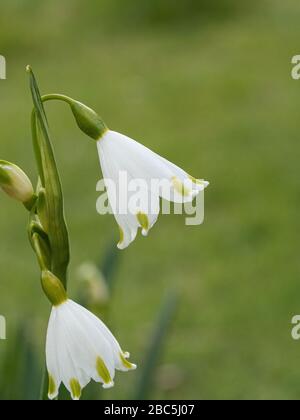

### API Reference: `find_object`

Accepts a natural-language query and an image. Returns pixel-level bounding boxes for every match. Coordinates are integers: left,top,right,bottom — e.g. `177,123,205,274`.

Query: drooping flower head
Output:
97,130,209,249
42,270,136,400
69,100,209,249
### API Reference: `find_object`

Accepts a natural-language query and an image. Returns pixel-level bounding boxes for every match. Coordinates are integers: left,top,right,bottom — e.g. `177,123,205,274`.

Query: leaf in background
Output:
134,290,179,400
100,238,121,292
27,67,70,287
0,321,40,400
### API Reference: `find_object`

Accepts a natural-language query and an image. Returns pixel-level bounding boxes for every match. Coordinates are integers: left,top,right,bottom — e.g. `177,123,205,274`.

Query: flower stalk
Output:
27,66,70,287
41,94,108,140
25,67,138,400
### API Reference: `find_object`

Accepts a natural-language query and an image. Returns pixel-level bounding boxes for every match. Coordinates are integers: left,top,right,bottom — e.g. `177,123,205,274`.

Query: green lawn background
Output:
0,0,300,399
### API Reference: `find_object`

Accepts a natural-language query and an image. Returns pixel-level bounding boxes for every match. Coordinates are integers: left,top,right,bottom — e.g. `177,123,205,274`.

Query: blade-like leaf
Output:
27,67,70,287
0,321,40,400
100,238,121,292
134,290,179,400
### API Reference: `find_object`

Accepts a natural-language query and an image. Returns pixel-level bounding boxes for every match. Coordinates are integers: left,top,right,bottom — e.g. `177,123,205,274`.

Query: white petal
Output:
46,308,61,399
45,300,136,400
98,133,162,246
100,131,207,204
68,301,136,372
53,306,86,399
97,130,209,250
66,301,115,387
98,139,139,249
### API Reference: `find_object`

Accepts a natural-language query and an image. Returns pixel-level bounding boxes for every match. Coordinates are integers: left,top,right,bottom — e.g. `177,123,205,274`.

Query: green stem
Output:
41,94,74,105
32,233,47,271
39,365,49,401
28,68,70,287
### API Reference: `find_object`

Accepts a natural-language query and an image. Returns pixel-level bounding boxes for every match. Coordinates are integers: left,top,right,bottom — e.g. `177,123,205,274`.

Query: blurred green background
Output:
0,0,300,400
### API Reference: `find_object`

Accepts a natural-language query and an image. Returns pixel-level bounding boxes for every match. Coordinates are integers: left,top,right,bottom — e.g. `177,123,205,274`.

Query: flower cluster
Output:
0,68,208,400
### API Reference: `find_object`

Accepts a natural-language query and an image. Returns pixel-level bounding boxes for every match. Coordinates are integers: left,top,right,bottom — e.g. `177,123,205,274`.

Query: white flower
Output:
46,299,136,400
97,130,209,249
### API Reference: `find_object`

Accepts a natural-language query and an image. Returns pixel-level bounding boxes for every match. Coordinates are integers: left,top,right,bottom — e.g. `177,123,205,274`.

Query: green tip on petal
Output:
118,225,124,247
171,176,192,197
48,374,57,400
120,352,137,370
70,378,82,400
188,175,200,184
136,211,149,235
188,175,209,187
96,356,112,386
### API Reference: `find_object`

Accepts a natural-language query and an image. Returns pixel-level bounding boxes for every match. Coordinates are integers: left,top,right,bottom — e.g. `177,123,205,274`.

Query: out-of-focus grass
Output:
0,0,300,399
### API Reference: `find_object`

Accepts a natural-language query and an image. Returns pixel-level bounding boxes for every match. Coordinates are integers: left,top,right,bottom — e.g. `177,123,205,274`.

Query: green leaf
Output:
101,239,121,292
134,290,179,400
37,187,49,233
0,321,40,400
27,67,70,287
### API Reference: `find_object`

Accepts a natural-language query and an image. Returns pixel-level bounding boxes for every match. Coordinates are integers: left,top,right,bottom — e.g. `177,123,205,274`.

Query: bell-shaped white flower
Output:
97,130,209,249
50,97,209,248
46,298,136,400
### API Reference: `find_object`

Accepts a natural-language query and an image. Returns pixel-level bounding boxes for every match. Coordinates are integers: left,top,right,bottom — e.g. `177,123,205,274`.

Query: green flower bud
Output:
41,270,67,306
69,100,108,140
0,160,35,207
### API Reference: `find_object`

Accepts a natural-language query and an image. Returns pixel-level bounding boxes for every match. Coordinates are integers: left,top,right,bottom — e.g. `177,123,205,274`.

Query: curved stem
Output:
41,94,74,106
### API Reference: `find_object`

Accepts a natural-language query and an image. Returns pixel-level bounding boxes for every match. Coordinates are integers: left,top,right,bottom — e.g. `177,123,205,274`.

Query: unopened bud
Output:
0,160,34,207
69,100,108,140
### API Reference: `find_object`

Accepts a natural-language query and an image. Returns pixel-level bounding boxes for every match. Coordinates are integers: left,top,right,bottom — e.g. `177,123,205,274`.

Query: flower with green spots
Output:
96,130,209,249
44,272,136,400
39,95,209,249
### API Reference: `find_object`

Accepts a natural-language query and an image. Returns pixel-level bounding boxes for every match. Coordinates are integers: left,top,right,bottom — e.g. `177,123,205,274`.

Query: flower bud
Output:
69,100,108,140
0,160,34,206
